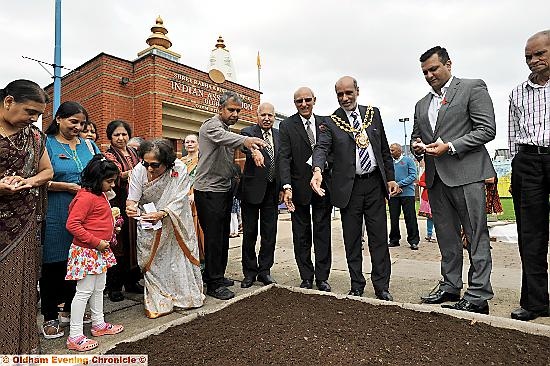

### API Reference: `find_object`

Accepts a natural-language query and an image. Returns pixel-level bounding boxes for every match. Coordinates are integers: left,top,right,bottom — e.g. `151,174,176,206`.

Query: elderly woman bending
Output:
126,138,204,318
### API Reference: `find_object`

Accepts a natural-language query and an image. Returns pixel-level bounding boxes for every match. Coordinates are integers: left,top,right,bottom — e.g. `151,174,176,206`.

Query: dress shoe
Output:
421,289,460,304
388,242,400,247
441,298,489,315
511,307,550,321
257,274,276,285
316,280,331,292
240,277,255,288
410,243,419,250
124,282,144,294
348,288,364,297
300,279,313,289
206,286,235,300
376,290,393,301
222,277,235,287
108,290,124,302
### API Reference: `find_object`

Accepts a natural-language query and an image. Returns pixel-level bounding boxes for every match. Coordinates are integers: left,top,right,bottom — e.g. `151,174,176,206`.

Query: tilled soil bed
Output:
110,287,550,365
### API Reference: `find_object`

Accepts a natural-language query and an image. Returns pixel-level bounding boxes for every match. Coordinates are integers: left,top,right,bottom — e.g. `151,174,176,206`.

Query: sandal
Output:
91,322,124,337
66,335,98,352
42,319,64,339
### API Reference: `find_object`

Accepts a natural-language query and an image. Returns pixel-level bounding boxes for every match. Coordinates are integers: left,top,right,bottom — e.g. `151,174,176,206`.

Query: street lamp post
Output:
398,117,409,155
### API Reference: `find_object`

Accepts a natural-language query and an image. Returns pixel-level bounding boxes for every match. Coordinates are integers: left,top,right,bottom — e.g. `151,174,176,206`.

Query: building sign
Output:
170,72,254,113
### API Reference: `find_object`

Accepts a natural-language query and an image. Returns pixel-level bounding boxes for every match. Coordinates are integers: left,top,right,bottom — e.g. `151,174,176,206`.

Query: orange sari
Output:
181,155,204,263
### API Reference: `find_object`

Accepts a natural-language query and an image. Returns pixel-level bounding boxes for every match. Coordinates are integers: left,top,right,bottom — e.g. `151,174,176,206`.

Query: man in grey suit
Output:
412,46,496,314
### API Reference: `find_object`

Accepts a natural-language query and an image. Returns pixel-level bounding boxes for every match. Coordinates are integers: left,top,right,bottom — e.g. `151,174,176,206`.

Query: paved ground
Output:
40,213,550,354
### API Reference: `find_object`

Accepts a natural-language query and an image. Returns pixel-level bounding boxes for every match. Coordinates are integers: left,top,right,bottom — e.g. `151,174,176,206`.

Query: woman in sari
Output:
180,134,204,266
104,120,142,302
0,79,52,353
126,139,204,318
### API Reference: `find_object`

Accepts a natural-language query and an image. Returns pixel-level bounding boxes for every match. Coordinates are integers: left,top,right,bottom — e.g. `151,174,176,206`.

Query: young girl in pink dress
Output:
65,155,124,351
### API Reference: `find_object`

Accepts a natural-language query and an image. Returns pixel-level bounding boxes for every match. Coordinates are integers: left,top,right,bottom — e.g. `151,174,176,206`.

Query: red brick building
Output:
43,17,260,155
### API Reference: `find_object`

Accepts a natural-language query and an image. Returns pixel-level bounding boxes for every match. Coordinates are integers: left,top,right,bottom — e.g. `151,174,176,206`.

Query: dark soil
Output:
109,287,550,365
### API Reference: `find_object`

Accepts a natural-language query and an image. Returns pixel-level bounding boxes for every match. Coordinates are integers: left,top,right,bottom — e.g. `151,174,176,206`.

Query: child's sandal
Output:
91,322,124,337
66,335,98,352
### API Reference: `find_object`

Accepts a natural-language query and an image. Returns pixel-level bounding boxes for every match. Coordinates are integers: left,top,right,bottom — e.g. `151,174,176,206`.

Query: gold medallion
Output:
356,132,370,148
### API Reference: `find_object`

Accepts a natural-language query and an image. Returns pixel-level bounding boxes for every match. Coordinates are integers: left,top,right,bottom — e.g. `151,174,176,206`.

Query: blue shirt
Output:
393,155,417,197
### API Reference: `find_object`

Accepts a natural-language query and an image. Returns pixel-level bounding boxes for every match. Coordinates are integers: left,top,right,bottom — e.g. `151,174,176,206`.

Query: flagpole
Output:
257,51,261,91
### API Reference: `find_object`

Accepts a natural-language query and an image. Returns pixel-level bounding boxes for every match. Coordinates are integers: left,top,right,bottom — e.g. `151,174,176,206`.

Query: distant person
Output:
127,136,144,150
412,46,496,314
126,139,204,317
80,120,99,142
0,79,52,353
508,29,550,321
418,165,435,242
65,155,124,351
103,120,142,302
311,76,398,300
387,143,420,250
193,91,266,300
239,102,280,288
180,134,204,267
279,87,333,292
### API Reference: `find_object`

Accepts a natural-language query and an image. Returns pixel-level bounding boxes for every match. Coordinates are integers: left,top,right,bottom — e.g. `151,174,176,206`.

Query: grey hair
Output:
219,91,242,107
128,136,145,146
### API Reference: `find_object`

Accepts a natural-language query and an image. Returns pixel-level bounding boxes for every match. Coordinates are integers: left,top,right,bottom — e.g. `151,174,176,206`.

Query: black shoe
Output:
511,307,550,321
388,242,400,247
300,279,313,289
421,289,460,304
257,274,276,285
410,243,419,250
124,282,144,294
222,277,235,287
376,290,393,301
108,290,124,302
241,277,255,288
206,286,235,300
316,280,331,292
441,298,489,315
348,288,364,297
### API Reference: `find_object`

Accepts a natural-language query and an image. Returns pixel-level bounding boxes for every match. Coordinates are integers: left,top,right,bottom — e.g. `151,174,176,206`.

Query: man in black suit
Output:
311,76,398,300
239,102,280,288
279,87,333,292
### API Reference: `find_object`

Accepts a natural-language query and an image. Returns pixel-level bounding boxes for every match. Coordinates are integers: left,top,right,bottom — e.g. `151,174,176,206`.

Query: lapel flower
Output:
441,97,448,106
319,124,326,133
58,153,69,159
171,170,179,178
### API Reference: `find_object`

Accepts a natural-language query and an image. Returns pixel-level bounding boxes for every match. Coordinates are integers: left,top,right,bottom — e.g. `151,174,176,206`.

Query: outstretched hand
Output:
310,171,325,197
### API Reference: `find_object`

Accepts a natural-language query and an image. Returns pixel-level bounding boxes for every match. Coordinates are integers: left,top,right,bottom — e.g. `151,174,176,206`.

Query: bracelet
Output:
47,181,53,189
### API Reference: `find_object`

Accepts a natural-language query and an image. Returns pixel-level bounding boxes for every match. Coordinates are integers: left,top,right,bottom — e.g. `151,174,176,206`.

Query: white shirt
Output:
508,76,550,156
300,114,317,144
345,106,377,174
428,76,454,132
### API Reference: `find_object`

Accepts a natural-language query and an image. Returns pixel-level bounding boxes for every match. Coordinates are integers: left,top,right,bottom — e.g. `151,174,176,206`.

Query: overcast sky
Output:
2,0,549,153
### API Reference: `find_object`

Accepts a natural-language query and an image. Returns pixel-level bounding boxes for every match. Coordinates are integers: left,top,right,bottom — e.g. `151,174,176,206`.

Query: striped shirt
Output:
508,76,550,156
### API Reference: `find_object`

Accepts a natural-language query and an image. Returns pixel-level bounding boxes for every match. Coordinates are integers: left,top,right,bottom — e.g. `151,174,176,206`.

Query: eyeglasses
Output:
142,161,162,169
294,98,313,104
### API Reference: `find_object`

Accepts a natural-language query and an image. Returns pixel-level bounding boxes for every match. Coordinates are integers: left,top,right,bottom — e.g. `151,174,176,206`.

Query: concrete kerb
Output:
105,283,549,353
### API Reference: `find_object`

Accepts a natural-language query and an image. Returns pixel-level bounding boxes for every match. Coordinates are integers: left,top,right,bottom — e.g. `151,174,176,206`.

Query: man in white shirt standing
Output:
508,30,550,321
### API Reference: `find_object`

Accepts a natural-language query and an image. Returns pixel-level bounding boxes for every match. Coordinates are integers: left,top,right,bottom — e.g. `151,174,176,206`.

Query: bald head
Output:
389,143,402,159
257,102,275,131
335,76,360,111
525,29,550,83
293,87,316,119
528,29,550,43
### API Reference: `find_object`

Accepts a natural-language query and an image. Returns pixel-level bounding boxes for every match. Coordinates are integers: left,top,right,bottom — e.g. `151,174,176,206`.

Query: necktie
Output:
351,111,372,172
263,130,275,182
305,120,315,148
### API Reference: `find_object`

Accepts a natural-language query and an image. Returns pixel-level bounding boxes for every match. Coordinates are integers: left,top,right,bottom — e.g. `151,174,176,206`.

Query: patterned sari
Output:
128,159,204,318
0,125,46,354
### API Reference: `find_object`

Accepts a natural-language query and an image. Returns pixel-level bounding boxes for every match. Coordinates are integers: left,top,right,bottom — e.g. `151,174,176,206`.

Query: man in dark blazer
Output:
311,76,398,300
279,87,333,292
239,102,280,288
412,46,496,314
